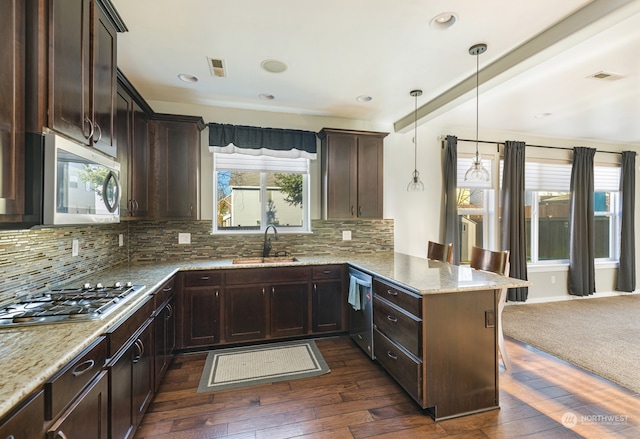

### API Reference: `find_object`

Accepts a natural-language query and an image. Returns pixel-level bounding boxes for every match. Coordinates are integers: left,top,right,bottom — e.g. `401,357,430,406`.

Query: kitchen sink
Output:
232,257,299,265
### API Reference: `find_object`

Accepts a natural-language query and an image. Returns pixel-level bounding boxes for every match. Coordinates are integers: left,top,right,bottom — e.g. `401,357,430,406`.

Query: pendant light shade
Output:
464,43,490,182
407,89,425,192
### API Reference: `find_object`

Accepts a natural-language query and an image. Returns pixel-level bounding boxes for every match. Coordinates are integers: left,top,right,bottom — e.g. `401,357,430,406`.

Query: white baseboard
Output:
507,290,640,305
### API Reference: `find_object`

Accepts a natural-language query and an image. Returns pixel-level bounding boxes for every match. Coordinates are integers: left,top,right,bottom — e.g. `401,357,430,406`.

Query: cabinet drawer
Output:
154,276,176,309
105,296,154,356
0,390,45,438
183,270,223,287
373,296,421,358
374,328,422,402
45,336,107,421
225,266,309,285
373,278,421,317
312,265,344,280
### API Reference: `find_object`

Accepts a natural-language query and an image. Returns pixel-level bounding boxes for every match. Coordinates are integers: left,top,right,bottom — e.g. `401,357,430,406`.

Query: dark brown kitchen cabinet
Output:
178,271,222,349
48,0,122,157
270,282,308,338
154,277,176,389
105,297,155,439
149,115,205,219
116,72,151,218
0,0,26,223
225,267,309,343
311,265,346,333
318,128,388,219
46,370,109,439
0,390,46,439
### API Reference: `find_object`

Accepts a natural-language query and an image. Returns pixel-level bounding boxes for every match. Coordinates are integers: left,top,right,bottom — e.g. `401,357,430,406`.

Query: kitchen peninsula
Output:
0,252,529,433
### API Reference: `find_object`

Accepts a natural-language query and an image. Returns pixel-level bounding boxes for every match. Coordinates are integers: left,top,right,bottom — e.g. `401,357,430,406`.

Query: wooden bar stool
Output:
470,246,511,370
427,241,453,264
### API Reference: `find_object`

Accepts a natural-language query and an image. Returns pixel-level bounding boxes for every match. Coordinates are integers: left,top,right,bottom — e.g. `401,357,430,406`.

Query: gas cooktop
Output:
0,282,145,327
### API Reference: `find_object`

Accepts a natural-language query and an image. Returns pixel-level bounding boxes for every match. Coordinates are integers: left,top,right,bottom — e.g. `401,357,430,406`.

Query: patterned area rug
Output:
197,340,330,393
503,294,640,393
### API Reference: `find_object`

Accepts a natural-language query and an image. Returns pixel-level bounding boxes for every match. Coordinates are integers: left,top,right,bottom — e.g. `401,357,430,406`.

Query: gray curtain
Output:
500,141,528,301
208,123,317,153
443,135,459,264
616,151,636,292
568,147,596,296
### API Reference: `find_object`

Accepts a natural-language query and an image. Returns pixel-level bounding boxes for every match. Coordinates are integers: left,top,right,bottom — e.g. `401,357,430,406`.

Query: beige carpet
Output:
503,294,640,393
197,340,330,393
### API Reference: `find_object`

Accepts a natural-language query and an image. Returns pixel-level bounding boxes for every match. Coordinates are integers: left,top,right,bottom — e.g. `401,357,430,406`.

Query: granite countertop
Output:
0,252,530,419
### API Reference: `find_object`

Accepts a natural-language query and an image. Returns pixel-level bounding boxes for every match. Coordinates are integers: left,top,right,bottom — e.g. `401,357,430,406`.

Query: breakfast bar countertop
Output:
0,252,530,419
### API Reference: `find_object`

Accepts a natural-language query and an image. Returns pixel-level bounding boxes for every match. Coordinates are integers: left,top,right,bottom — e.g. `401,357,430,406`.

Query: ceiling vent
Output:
208,57,227,78
588,71,626,81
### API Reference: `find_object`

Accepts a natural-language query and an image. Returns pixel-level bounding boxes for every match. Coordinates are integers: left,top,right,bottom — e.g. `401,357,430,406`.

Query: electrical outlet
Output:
72,239,79,256
118,234,124,247
551,275,556,284
178,233,191,244
342,230,352,241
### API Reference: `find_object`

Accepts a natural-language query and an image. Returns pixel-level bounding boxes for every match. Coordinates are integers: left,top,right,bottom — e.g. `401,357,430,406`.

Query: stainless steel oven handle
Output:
71,359,95,377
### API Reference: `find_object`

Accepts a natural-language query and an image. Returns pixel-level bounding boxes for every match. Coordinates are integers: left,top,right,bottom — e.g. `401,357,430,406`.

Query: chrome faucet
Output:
262,224,278,257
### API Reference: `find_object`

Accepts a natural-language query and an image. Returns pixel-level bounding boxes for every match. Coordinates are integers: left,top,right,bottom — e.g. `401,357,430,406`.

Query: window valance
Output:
208,123,317,159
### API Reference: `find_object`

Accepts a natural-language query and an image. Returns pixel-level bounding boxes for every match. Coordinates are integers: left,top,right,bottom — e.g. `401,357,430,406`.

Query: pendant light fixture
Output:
407,89,425,192
464,43,490,182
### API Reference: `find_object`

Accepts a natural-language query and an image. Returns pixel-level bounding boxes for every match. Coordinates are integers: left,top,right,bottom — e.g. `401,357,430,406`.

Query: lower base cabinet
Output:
0,391,45,438
46,370,109,439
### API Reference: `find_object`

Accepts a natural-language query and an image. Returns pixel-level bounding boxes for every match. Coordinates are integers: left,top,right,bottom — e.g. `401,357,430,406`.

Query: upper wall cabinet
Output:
318,128,388,219
48,0,123,157
149,115,205,219
0,0,26,223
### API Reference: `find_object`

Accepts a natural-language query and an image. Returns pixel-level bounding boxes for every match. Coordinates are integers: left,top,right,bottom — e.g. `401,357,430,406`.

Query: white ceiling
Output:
112,0,640,145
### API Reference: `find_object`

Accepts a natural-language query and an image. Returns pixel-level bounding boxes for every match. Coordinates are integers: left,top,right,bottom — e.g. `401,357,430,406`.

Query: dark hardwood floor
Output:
134,336,640,438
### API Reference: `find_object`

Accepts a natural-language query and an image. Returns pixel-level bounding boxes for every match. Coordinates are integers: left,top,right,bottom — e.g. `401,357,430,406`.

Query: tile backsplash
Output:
0,219,393,302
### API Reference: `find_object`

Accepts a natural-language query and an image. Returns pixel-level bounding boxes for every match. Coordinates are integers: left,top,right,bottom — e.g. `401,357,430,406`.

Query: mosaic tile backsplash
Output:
0,219,393,302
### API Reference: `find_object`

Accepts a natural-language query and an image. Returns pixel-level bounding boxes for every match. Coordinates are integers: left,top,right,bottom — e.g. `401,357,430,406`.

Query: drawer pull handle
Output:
71,359,95,377
387,351,398,360
163,286,172,292
322,270,331,274
200,276,210,280
387,315,398,323
387,289,398,296
357,334,363,340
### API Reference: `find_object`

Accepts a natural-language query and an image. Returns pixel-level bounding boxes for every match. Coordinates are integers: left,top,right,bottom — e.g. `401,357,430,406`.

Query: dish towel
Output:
348,275,361,311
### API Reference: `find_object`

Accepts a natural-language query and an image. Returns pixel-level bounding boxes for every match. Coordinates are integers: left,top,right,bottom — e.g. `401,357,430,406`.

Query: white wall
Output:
148,99,640,301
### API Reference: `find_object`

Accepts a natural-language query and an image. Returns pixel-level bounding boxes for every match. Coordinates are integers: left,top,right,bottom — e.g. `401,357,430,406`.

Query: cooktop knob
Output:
96,282,104,289
82,283,91,289
114,281,122,288
125,281,133,288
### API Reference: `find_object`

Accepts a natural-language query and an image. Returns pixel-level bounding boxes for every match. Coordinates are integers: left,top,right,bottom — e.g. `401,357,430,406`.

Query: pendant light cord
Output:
475,48,480,162
414,92,418,170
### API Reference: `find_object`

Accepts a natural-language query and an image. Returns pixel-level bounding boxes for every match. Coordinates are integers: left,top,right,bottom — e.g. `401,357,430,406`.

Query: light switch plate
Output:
118,234,124,247
72,239,79,256
178,233,191,244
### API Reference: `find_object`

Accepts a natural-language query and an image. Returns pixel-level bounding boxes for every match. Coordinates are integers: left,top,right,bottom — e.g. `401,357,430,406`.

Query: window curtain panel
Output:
616,151,636,292
443,135,460,264
568,147,596,296
208,123,317,159
500,141,528,301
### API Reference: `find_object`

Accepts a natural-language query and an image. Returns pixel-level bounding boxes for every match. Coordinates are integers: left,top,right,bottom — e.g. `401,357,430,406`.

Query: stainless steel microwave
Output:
43,133,121,225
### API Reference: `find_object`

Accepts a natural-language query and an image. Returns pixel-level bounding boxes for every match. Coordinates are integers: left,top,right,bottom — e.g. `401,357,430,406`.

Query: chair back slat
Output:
427,241,453,264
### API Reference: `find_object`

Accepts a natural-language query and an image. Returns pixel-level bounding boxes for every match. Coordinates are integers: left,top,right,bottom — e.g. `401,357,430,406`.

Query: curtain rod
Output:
449,137,625,155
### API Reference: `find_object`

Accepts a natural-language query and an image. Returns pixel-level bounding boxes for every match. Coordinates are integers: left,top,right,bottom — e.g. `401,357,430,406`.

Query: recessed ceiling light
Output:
356,95,373,103
178,73,198,83
430,12,458,29
259,93,275,100
535,112,552,118
261,59,288,74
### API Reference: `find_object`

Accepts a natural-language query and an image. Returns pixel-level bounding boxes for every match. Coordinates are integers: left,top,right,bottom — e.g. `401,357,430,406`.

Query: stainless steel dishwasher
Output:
348,267,374,359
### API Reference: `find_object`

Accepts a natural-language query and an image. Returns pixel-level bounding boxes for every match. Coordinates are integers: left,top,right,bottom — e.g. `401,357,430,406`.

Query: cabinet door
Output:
270,282,308,338
130,102,149,216
47,370,109,439
132,321,154,428
225,285,267,342
323,133,357,219
357,135,384,218
150,119,200,218
116,86,132,216
312,280,343,333
0,0,25,221
49,0,91,145
90,2,117,156
0,391,45,439
181,286,220,348
109,343,135,439
154,295,176,389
